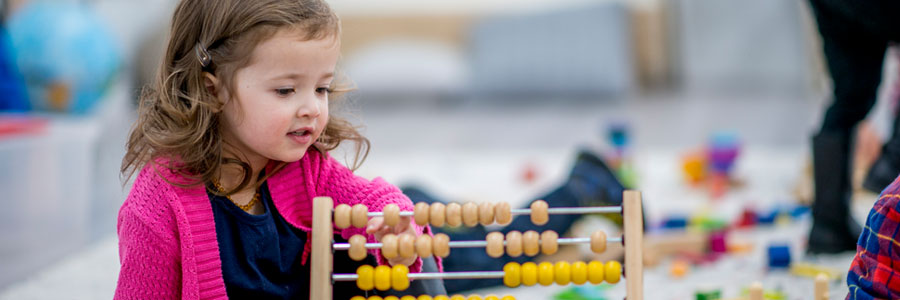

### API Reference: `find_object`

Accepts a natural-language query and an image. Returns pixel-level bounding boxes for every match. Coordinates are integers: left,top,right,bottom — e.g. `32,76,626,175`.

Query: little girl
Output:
115,0,437,298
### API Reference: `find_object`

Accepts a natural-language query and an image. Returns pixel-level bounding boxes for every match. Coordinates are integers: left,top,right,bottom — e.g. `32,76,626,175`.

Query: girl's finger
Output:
366,217,384,234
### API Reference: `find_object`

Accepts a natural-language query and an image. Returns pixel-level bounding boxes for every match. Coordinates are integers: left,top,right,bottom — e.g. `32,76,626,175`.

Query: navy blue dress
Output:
210,182,445,299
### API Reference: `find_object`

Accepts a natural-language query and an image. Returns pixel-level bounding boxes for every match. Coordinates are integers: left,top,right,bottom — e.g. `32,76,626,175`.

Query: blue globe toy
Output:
7,1,120,114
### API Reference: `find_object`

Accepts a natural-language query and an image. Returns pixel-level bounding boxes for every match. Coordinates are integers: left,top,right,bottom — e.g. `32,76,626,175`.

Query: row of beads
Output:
350,295,515,300
501,261,621,287
484,230,608,258
349,233,451,261
412,200,549,227
356,264,411,291
485,230,558,258
335,200,552,230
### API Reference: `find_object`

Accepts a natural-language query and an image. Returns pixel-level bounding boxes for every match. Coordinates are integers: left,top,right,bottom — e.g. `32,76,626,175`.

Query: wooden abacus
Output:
311,190,645,300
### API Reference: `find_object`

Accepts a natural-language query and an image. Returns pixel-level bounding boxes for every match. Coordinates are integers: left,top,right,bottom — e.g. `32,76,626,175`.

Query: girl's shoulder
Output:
124,159,199,213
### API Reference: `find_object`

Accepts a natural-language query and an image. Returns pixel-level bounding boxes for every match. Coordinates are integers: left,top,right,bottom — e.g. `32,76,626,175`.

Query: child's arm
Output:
848,190,900,299
114,202,181,300
315,152,436,271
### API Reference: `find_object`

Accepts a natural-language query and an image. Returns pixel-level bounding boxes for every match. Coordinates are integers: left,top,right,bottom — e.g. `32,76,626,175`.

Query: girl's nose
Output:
297,94,321,119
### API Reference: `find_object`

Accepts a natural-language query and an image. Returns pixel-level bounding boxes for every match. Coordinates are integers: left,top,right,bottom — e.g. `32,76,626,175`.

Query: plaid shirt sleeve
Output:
848,179,900,299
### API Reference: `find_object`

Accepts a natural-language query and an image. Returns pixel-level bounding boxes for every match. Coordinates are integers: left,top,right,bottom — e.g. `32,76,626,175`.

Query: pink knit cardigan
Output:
115,149,437,299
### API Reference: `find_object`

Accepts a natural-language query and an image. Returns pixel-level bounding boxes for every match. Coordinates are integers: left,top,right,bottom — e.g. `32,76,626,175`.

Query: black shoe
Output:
862,155,900,193
567,149,625,207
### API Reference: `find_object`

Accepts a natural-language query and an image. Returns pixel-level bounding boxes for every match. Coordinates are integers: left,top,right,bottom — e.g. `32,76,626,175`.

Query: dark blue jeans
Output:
402,185,592,293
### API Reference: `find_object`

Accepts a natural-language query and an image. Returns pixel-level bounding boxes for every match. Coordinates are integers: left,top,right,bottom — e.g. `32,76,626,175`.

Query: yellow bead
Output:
554,261,571,285
351,296,366,300
604,261,622,284
485,295,500,300
467,295,483,300
501,296,515,300
385,297,400,300
502,262,521,287
401,296,417,300
356,265,375,291
587,261,605,284
392,264,410,291
450,295,466,300
521,262,538,286
433,296,450,300
374,265,392,291
571,261,588,285
416,296,433,300
537,262,555,286
369,297,384,300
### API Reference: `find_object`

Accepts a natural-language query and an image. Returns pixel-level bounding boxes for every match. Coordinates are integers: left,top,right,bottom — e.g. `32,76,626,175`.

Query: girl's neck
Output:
217,155,269,193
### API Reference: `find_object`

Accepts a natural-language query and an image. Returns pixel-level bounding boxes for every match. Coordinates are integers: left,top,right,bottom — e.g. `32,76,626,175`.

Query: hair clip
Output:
195,43,212,68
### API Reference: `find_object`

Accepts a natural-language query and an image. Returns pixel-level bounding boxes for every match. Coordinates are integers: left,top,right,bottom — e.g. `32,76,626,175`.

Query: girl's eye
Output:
316,87,332,95
275,88,295,96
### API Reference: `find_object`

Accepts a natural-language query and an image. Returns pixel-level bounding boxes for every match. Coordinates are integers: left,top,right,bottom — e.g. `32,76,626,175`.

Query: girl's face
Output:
218,29,339,169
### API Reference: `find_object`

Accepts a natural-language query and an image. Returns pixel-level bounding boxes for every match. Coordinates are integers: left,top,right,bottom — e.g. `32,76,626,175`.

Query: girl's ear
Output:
203,72,224,103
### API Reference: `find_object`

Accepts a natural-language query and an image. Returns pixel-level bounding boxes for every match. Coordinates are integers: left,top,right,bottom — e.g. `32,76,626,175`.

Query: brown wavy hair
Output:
121,0,369,194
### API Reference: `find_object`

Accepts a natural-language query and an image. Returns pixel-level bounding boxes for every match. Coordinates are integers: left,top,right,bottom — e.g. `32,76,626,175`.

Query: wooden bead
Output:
478,202,495,225
505,231,523,257
383,204,400,227
521,262,538,286
369,297,384,300
467,295,482,300
494,202,512,225
335,204,352,229
540,230,559,255
401,297,417,300
351,204,369,228
429,202,446,227
414,202,430,226
356,265,375,290
432,296,448,300
398,233,416,258
503,262,521,287
485,232,505,258
417,296,434,300
381,234,399,259
537,262,555,286
374,265,392,291
449,295,466,300
433,233,451,258
571,261,588,285
501,296,515,300
351,296,366,300
604,261,621,284
392,264,410,291
446,203,462,227
386,296,399,300
415,234,433,258
522,230,540,257
348,234,368,261
462,202,479,227
530,200,549,225
590,231,607,254
485,296,500,300
587,261,605,284
554,261,571,285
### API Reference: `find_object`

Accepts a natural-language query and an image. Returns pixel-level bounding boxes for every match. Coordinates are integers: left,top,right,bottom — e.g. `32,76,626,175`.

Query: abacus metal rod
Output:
333,236,623,250
364,205,622,217
333,271,506,281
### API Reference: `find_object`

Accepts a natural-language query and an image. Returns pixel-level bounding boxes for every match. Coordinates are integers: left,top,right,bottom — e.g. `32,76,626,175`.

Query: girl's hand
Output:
366,215,418,266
